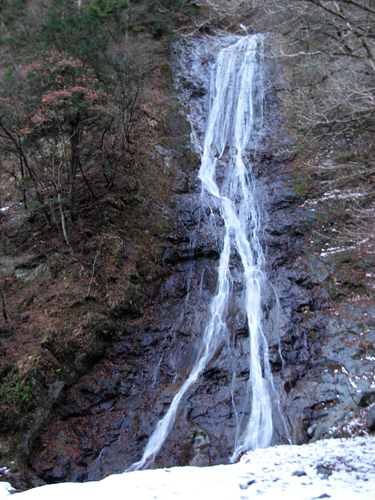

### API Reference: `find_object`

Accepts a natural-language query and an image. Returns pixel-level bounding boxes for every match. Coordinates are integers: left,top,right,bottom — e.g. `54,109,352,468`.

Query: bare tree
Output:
0,286,8,323
195,1,375,140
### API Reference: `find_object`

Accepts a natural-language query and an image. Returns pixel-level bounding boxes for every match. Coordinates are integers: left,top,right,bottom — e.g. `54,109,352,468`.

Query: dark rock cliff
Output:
24,34,375,484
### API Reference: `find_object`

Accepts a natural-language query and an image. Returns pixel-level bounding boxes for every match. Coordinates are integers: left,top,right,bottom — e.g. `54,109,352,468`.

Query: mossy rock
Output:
109,236,126,269
165,108,191,138
108,281,144,318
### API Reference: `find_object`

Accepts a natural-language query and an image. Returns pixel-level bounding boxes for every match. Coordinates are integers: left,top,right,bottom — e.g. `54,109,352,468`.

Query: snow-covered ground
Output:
1,436,374,499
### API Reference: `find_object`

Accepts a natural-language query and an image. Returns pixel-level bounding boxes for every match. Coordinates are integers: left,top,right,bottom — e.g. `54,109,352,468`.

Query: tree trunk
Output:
0,287,8,323
58,191,70,247
19,155,28,210
69,114,81,212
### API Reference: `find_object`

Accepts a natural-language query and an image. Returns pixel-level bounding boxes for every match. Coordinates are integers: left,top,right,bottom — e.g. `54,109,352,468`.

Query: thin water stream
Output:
129,34,275,471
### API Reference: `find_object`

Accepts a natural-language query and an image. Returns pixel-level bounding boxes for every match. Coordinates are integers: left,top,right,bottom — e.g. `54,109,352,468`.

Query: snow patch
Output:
320,238,370,257
7,437,375,500
302,189,366,209
0,483,14,498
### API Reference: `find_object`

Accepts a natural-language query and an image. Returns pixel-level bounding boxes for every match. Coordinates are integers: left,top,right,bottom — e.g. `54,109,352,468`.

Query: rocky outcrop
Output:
26,34,375,484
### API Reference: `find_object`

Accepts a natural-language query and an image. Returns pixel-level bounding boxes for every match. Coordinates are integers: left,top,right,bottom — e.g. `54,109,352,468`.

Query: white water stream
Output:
129,34,274,471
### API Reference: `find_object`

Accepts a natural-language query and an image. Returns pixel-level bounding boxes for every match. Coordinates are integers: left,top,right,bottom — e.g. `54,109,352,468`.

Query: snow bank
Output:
0,483,14,497
4,436,375,500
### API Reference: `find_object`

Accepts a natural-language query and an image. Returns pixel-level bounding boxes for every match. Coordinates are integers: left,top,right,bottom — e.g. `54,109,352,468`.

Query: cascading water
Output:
129,34,275,471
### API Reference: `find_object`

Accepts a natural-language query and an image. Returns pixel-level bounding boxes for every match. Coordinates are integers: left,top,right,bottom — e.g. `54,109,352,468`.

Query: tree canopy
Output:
0,0,164,240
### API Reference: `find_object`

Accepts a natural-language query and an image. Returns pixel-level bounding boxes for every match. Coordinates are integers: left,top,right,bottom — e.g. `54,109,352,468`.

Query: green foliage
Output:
0,374,34,412
45,197,69,206
128,0,199,40
0,0,32,50
130,24,146,32
28,200,45,213
86,0,130,19
37,0,112,77
1,0,29,29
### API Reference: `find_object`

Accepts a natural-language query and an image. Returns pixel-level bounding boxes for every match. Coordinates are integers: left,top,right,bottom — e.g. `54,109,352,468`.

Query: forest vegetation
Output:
0,0,374,489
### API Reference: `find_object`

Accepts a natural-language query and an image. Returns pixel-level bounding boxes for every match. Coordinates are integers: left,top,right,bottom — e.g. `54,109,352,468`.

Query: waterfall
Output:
128,34,274,471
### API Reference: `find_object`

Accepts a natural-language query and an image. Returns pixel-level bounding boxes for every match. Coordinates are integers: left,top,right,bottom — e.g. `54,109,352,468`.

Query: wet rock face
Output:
28,35,374,483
